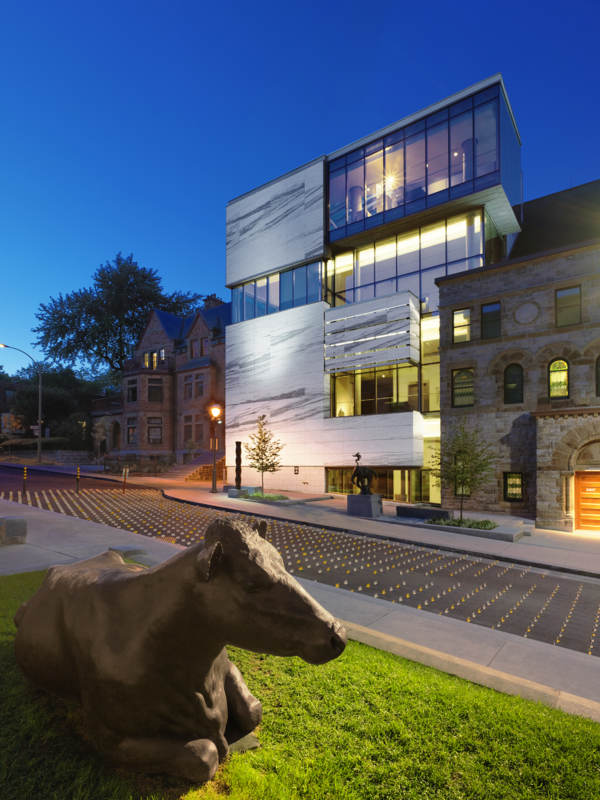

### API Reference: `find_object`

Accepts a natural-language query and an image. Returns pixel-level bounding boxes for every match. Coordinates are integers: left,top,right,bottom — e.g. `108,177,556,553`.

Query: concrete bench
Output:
396,505,450,520
0,517,27,546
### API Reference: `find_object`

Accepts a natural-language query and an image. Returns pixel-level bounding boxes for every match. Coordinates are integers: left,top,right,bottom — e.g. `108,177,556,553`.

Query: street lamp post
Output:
0,344,43,464
208,403,223,493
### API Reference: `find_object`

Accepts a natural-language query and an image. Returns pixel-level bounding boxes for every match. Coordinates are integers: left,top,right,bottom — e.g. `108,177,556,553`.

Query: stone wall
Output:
438,243,600,527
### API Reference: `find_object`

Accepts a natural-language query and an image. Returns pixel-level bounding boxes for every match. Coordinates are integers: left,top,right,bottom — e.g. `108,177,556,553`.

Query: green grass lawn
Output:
2,571,600,800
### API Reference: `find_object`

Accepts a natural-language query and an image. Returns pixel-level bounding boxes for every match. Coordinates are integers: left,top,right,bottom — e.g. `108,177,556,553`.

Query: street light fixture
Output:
208,403,223,493
0,343,43,464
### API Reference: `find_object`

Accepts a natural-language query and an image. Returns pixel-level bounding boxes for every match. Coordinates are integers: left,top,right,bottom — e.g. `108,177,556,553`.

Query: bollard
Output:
122,467,129,494
22,466,27,496
76,465,80,494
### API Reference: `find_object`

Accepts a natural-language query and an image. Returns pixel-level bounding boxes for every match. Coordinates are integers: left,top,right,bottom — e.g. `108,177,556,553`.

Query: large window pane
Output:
293,265,307,307
446,215,468,263
334,253,354,300
243,281,255,320
420,266,444,311
255,278,267,317
556,286,581,326
359,370,376,415
420,222,446,268
405,132,425,203
467,212,482,256
375,238,396,282
427,122,449,194
232,286,243,322
421,363,440,412
450,111,473,185
329,169,346,230
397,365,419,410
332,372,355,417
280,270,293,310
397,231,420,275
453,308,471,343
346,159,364,223
474,101,498,177
376,367,394,413
365,149,383,217
356,245,374,287
268,273,279,313
306,262,321,303
384,139,404,210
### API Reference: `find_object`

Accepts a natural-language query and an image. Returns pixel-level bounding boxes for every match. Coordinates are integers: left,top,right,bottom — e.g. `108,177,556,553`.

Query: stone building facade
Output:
94,304,230,466
438,181,600,530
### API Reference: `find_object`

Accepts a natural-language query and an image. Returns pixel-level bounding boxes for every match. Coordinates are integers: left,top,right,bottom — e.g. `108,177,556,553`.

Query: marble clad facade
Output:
225,74,524,499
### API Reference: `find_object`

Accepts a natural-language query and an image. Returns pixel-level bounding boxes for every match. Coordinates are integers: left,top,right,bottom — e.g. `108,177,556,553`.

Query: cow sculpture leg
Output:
224,660,262,744
112,736,219,783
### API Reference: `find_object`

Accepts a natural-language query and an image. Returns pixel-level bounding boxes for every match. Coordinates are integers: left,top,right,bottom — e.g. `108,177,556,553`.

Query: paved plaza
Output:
2,484,600,658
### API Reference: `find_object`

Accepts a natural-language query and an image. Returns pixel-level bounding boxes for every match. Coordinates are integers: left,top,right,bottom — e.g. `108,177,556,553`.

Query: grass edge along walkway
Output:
2,570,600,800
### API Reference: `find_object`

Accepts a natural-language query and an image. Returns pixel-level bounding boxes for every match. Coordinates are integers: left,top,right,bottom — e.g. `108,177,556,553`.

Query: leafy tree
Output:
33,253,202,372
433,422,496,522
244,415,284,495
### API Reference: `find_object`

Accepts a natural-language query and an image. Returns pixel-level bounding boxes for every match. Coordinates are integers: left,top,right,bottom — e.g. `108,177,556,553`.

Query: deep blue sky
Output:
1,0,598,374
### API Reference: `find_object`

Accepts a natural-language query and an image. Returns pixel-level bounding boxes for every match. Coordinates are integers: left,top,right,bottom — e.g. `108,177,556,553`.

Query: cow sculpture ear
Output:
253,520,268,538
196,541,223,582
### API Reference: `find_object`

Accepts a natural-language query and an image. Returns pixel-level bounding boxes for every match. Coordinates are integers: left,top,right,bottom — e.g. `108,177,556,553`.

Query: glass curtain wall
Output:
326,466,438,503
326,212,482,309
328,86,499,234
331,364,419,417
232,262,322,323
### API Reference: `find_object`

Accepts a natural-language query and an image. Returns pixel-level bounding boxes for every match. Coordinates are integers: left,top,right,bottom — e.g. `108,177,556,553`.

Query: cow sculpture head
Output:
194,518,347,665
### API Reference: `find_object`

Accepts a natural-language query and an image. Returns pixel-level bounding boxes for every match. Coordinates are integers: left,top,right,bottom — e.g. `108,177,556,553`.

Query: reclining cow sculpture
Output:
14,517,347,783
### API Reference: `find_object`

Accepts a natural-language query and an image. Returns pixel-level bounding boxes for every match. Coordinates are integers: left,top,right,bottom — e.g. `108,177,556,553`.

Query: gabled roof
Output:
510,179,600,259
154,309,197,340
150,303,231,344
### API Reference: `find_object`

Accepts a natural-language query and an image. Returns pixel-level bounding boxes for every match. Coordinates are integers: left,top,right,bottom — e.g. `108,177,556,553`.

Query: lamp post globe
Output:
208,403,223,493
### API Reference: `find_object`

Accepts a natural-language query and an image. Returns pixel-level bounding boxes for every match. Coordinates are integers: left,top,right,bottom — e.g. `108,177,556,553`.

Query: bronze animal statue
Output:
14,518,347,783
351,451,376,495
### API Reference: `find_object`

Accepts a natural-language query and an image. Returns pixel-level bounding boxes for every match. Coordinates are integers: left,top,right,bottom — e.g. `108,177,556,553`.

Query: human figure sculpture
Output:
351,451,376,495
14,518,347,783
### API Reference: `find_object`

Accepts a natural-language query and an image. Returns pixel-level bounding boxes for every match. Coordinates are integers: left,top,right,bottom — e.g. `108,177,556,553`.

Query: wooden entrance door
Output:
575,472,600,530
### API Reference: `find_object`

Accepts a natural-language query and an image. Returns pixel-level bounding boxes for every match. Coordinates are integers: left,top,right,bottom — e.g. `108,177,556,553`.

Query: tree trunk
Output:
261,471,264,496
459,494,464,523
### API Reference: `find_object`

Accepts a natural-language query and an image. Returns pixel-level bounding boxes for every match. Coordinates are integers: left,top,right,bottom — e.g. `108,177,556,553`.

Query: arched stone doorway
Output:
573,441,600,531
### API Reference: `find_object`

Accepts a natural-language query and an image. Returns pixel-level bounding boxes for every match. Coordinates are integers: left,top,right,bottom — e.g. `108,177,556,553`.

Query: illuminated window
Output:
504,364,523,404
549,359,569,398
504,472,524,501
143,352,150,368
556,286,581,327
159,348,165,362
453,309,470,343
330,364,419,417
452,368,474,407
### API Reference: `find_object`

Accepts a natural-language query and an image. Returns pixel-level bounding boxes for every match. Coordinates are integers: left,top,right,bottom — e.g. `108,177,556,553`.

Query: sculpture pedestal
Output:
347,494,382,518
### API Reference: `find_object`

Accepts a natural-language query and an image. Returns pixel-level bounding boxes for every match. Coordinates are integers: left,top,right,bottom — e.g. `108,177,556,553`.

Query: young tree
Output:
244,415,284,495
433,422,496,522
33,253,202,373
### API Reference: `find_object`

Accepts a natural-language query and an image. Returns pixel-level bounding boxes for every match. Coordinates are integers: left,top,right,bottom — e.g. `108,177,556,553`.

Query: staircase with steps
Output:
157,451,225,482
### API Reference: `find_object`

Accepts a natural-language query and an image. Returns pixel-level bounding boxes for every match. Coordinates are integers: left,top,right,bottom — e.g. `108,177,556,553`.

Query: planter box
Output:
396,505,450,520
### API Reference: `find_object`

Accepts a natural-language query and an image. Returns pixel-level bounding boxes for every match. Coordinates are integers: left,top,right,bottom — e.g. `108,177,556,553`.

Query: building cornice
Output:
532,406,600,418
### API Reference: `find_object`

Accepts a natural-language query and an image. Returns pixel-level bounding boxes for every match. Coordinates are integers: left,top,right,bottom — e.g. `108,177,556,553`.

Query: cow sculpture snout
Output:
14,516,347,784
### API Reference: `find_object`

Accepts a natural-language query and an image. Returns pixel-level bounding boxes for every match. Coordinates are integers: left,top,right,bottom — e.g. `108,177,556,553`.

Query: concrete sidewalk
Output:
1,498,599,724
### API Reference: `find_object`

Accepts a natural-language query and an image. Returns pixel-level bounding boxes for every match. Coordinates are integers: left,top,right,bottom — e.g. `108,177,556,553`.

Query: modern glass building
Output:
225,74,522,502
